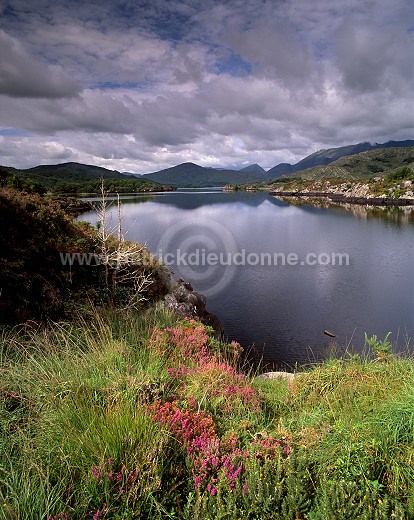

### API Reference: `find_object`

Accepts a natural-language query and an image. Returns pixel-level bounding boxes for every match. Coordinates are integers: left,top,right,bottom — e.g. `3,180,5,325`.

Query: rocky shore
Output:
55,197,95,215
270,190,414,206
163,277,224,340
270,178,414,206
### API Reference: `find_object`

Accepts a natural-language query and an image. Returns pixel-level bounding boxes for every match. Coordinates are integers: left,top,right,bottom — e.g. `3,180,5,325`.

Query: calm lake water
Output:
79,189,414,370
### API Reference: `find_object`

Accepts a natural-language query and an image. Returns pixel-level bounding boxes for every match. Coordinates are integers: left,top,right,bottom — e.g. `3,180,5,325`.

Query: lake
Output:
79,189,414,370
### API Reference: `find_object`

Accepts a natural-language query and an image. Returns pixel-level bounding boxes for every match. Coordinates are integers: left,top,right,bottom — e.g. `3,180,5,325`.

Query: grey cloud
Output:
226,24,317,85
0,0,413,172
0,30,80,98
0,90,138,134
336,22,414,93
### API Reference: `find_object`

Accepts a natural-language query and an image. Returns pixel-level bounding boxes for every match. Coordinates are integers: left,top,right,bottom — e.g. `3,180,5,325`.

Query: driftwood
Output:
323,330,336,338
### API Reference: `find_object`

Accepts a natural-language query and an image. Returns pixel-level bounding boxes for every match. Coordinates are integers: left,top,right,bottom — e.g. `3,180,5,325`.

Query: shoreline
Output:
270,190,414,207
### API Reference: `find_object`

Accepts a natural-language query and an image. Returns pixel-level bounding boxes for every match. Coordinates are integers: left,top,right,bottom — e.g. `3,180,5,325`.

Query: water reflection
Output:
79,190,414,369
275,196,414,227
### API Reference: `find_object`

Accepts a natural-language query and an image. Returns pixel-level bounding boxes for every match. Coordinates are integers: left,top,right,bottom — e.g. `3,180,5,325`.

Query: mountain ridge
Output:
239,163,267,174
267,140,414,179
274,146,414,182
2,139,414,188
143,162,266,187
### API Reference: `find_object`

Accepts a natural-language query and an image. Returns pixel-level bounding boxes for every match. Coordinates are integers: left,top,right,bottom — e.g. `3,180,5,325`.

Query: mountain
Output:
143,162,265,187
22,162,127,185
267,140,414,179
239,164,266,174
276,146,414,182
122,171,142,177
0,162,165,194
265,163,295,177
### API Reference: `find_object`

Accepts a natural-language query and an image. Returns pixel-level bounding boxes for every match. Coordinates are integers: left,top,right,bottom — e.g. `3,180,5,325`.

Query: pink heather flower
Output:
207,483,218,495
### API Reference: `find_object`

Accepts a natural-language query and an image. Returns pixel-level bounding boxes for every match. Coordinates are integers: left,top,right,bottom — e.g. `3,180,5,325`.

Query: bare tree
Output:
94,180,154,310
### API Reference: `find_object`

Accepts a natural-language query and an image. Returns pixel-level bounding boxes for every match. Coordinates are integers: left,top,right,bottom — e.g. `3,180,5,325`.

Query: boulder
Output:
257,371,294,381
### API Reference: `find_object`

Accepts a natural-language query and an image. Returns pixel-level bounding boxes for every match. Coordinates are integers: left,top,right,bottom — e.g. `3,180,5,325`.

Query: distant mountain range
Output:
0,162,163,193
1,162,127,186
274,146,414,182
1,139,413,189
266,140,414,179
239,163,267,174
142,140,414,186
143,162,266,187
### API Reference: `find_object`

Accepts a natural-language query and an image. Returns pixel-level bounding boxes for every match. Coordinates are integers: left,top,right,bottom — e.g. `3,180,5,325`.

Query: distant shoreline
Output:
270,190,414,207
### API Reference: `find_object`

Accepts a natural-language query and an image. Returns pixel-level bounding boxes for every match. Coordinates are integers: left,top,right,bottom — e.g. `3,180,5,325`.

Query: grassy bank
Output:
1,186,414,518
1,308,414,519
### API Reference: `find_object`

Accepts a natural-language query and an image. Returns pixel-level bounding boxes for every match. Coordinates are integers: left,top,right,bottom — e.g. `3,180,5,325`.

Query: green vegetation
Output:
275,147,414,183
0,188,169,325
0,163,170,195
266,140,414,180
2,184,414,518
1,310,414,519
259,148,414,201
51,177,170,195
144,162,266,187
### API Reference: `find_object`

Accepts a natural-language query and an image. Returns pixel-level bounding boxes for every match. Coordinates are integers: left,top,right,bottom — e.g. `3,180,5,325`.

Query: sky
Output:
0,0,413,173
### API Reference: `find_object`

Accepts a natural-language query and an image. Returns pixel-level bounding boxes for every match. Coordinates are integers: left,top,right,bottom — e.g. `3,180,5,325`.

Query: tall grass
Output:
1,311,414,519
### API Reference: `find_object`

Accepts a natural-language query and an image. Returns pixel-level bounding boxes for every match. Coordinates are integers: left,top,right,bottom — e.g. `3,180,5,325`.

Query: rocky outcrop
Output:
271,190,414,206
56,197,95,215
164,277,224,339
270,178,414,206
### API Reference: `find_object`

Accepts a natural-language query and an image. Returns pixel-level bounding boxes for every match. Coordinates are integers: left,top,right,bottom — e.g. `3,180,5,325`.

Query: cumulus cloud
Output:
0,30,80,98
0,136,74,167
0,0,413,171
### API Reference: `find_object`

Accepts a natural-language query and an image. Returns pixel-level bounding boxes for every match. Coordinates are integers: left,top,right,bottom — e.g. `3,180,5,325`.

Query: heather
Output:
0,188,169,325
1,187,414,518
1,309,414,519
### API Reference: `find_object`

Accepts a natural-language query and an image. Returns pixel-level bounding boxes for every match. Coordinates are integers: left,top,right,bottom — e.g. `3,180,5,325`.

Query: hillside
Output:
0,162,167,194
23,162,127,183
239,163,267,174
276,146,414,182
267,140,414,179
144,162,266,187
0,188,169,324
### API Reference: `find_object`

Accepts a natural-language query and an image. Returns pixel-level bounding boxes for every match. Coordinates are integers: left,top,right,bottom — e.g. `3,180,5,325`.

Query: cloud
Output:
335,22,414,94
0,136,74,166
0,0,413,172
226,24,317,86
0,30,80,98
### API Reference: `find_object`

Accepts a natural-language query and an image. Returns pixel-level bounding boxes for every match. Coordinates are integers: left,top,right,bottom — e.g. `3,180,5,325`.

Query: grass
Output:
1,310,414,519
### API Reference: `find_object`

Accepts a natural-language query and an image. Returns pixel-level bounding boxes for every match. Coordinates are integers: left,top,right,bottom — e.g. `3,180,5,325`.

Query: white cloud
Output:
0,136,74,167
0,0,413,171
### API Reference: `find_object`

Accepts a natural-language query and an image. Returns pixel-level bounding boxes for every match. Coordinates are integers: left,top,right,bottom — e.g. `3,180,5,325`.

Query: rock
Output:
164,279,223,339
257,371,294,381
164,293,178,310
175,302,196,317
186,292,199,306
192,292,207,306
177,277,193,291
173,284,189,303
